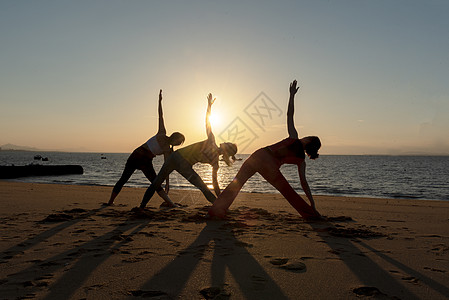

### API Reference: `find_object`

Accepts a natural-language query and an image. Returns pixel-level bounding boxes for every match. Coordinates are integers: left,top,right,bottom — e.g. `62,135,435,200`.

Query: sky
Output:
1,0,448,155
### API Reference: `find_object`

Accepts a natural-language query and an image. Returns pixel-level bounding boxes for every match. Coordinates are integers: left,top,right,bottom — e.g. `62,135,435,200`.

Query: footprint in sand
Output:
39,209,89,222
326,227,385,239
353,286,386,296
251,274,267,291
402,276,420,284
39,260,61,267
325,216,354,222
234,241,253,248
280,262,306,272
424,266,447,273
429,244,449,256
40,213,73,222
269,258,307,273
129,290,169,298
199,285,231,299
269,258,289,266
64,208,88,214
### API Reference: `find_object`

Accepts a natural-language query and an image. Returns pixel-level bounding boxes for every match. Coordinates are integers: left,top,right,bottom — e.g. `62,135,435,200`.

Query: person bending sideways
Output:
208,80,322,220
138,93,237,209
108,90,185,207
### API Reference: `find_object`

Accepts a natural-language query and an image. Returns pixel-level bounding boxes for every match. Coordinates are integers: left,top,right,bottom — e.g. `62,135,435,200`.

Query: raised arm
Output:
206,93,216,143
157,89,167,135
287,80,299,139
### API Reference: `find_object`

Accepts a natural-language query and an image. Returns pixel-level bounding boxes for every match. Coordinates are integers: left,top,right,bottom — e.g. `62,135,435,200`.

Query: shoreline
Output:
2,180,448,203
1,181,448,299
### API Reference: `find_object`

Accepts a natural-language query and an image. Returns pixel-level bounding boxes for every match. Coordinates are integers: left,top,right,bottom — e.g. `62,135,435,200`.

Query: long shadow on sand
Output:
137,207,449,299
1,207,150,300
308,218,449,299
137,219,289,299
41,218,151,300
0,207,105,264
4,205,447,299
358,240,449,298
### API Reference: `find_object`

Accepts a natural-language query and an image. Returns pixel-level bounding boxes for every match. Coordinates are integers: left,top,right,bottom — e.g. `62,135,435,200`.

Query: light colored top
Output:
177,140,219,168
145,135,164,155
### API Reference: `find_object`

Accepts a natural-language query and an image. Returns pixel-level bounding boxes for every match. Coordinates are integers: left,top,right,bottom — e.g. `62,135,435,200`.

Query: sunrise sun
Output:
209,112,222,128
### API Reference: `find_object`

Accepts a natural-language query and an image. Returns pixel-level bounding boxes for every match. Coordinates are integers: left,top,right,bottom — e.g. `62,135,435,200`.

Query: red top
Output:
267,138,305,165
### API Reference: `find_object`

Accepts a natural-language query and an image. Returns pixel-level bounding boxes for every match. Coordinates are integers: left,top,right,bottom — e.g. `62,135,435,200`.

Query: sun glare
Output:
209,112,222,128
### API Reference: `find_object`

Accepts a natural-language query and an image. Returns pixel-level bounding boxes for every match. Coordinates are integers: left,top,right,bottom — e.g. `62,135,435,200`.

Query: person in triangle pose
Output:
138,93,237,209
208,80,322,220
108,90,185,206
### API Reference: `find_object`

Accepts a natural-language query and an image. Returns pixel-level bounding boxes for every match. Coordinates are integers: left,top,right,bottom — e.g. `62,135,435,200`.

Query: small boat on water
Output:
34,155,49,161
0,164,84,179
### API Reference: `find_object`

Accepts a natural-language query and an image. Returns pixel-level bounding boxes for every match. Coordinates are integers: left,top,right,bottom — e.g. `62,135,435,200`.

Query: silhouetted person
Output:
209,80,321,220
138,93,237,209
108,90,185,206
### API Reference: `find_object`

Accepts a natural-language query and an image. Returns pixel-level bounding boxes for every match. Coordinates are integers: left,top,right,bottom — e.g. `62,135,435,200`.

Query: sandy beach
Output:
1,181,448,300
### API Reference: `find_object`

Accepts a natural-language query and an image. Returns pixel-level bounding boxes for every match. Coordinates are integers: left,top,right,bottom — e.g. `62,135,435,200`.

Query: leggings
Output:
112,146,163,194
208,148,318,219
140,151,216,208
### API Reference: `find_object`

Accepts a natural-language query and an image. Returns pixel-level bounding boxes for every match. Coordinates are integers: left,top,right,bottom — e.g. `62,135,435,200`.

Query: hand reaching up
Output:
207,93,216,105
290,80,299,95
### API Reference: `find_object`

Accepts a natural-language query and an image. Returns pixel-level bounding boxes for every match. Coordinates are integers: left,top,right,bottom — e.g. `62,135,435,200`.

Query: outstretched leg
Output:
172,153,216,203
140,159,175,208
208,160,256,217
108,164,135,205
261,169,318,219
141,165,175,206
182,170,217,204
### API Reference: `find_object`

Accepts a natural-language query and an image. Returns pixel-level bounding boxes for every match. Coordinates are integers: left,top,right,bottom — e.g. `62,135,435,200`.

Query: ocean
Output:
1,151,448,202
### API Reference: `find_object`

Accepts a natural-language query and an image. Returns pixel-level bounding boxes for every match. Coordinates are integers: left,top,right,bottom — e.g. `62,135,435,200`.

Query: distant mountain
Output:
0,144,40,151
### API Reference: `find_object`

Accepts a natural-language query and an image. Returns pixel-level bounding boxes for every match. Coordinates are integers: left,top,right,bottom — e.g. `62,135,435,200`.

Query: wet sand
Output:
1,181,448,299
